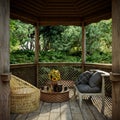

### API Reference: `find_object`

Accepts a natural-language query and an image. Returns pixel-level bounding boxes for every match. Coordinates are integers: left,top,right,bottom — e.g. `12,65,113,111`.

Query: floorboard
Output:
87,99,106,120
10,89,112,120
70,100,83,120
80,100,96,120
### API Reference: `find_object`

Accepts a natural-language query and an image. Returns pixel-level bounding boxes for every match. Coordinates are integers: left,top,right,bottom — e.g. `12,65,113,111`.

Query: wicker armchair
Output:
10,75,40,113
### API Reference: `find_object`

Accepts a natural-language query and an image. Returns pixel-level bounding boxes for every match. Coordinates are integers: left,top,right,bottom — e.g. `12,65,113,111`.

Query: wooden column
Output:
81,22,86,72
111,0,120,119
0,0,10,119
35,23,40,87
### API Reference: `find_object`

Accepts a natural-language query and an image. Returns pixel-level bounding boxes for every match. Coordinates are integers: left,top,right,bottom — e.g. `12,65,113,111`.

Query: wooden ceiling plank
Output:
39,16,82,21
38,4,110,17
84,8,111,25
85,7,111,20
46,0,74,3
79,2,111,17
75,0,110,16
10,0,111,26
45,5,75,9
37,12,80,17
11,1,43,11
85,13,111,25
76,0,108,11
10,3,42,17
11,13,36,25
28,0,46,8
24,0,46,6
76,0,95,6
40,9,79,13
75,0,91,5
10,7,39,22
39,17,82,26
10,0,46,17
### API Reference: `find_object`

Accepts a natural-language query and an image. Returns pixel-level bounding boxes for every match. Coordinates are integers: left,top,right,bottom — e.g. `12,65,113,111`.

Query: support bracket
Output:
110,72,120,82
0,73,11,82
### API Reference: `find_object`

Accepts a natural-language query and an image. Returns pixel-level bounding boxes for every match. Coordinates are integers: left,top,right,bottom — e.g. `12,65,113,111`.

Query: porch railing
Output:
10,62,112,97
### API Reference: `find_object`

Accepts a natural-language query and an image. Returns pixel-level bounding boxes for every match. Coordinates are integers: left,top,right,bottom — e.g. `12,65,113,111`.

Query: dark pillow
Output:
77,84,101,93
89,72,102,88
75,71,93,85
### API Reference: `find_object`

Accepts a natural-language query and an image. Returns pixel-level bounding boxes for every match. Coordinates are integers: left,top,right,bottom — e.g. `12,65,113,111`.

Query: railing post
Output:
35,23,40,87
81,22,86,72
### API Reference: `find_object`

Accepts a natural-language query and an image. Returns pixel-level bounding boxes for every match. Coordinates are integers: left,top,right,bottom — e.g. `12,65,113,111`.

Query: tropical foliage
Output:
10,19,112,64
86,19,112,63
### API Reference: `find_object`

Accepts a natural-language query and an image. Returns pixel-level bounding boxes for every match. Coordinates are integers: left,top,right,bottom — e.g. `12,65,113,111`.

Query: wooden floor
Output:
10,89,112,120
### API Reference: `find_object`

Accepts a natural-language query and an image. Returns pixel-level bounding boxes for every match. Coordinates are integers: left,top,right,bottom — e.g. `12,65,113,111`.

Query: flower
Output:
48,69,61,82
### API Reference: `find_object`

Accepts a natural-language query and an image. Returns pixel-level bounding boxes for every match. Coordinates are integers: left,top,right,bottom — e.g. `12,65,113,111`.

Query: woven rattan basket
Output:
10,75,40,113
40,90,69,103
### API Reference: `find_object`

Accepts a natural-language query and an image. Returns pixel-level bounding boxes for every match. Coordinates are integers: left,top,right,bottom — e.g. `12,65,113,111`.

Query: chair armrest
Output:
90,69,110,76
101,73,110,77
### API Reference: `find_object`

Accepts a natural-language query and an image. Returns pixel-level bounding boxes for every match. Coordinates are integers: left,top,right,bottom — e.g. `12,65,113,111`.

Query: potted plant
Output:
48,69,62,92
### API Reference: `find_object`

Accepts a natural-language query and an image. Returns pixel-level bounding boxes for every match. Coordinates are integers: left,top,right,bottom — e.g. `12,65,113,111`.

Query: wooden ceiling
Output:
10,0,111,26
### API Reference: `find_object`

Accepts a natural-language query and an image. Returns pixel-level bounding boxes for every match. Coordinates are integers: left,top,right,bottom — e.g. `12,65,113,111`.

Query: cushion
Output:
77,84,101,93
89,72,102,88
75,71,93,85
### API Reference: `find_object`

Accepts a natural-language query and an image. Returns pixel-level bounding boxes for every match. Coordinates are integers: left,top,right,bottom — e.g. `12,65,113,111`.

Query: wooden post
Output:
35,23,39,87
0,0,10,119
111,0,120,119
81,22,86,72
